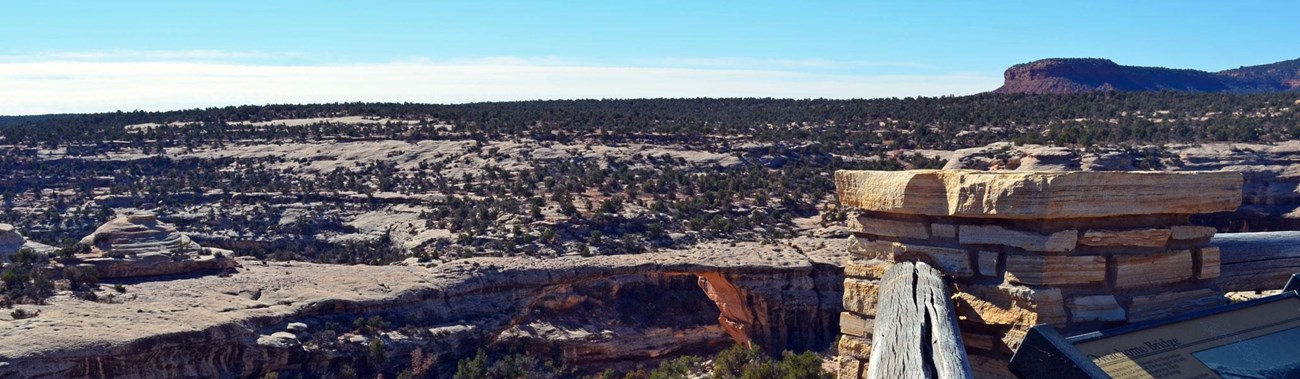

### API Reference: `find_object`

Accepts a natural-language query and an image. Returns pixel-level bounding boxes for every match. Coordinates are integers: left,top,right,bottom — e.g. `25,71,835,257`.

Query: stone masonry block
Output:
1170,225,1217,241
898,243,974,278
960,224,1078,253
978,250,999,277
843,278,880,316
952,282,1067,329
838,335,873,360
1197,246,1221,279
849,215,930,240
840,312,873,337
844,257,890,280
834,170,1242,219
1004,254,1105,285
931,223,957,239
1113,250,1194,289
1067,295,1126,322
837,355,864,379
846,235,898,260
848,238,974,278
1078,228,1170,248
953,283,1066,351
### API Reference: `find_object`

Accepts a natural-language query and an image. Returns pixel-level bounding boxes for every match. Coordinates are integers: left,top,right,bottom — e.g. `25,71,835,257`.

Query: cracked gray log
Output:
866,261,973,379
1214,231,1300,292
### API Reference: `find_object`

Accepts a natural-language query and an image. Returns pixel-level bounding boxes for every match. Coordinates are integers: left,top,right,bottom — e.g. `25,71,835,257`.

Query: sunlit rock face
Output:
0,239,846,378
0,223,24,257
76,212,236,278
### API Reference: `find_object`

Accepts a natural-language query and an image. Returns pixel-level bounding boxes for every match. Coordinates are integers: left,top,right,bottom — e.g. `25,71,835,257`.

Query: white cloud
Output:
0,58,1001,115
0,49,302,62
638,57,936,70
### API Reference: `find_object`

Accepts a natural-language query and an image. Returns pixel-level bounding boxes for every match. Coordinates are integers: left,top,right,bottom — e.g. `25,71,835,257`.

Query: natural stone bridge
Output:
833,169,1246,378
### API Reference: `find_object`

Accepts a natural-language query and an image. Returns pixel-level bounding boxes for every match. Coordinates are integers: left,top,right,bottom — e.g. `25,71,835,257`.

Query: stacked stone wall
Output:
833,170,1243,379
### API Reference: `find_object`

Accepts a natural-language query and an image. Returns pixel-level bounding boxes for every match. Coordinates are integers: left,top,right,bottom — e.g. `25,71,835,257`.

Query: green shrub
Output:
714,344,764,379
647,356,699,379
10,308,36,319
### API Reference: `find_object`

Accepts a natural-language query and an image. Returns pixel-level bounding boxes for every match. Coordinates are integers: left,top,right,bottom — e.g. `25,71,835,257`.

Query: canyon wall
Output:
0,240,844,378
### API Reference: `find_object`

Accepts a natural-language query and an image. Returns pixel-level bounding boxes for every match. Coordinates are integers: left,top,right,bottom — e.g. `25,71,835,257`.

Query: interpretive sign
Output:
1010,291,1300,379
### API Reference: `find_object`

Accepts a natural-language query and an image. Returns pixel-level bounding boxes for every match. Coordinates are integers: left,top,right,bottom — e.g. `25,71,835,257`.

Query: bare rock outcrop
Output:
80,213,197,257
0,223,23,258
75,213,236,278
0,238,845,378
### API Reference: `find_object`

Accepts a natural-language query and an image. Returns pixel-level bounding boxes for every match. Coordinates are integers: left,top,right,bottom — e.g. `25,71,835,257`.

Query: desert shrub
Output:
714,344,765,379
775,351,831,379
10,308,37,319
647,356,700,379
64,265,99,290
1,248,54,306
454,349,564,379
367,338,387,367
454,350,490,379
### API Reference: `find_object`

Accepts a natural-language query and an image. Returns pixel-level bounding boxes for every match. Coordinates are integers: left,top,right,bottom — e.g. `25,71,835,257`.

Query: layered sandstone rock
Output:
0,239,845,378
938,141,1300,232
80,213,198,257
76,213,236,278
834,169,1242,219
834,170,1241,379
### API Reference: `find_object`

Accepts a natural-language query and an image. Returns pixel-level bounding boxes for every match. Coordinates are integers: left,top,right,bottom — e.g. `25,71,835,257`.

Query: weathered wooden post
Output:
866,261,973,379
833,170,1242,378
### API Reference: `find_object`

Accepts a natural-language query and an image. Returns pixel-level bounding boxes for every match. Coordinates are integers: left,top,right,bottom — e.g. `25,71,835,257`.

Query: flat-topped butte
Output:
834,170,1243,219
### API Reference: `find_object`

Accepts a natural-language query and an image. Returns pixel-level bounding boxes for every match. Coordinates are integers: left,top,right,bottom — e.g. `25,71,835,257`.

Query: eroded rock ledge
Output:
0,238,845,378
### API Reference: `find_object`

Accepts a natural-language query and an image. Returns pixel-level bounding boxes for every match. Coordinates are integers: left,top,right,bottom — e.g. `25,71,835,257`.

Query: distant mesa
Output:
993,57,1300,94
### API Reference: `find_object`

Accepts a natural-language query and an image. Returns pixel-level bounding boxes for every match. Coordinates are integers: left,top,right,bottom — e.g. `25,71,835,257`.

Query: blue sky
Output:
1,1,1296,114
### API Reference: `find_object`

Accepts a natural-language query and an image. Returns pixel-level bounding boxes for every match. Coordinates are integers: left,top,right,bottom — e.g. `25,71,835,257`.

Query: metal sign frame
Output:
1010,289,1300,378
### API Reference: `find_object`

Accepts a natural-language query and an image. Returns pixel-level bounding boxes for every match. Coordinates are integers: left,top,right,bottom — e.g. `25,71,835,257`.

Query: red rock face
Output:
993,57,1300,94
995,59,1128,94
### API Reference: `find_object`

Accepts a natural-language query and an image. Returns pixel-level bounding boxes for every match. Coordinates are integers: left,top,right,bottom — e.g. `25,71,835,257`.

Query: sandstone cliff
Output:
993,58,1300,94
0,237,845,378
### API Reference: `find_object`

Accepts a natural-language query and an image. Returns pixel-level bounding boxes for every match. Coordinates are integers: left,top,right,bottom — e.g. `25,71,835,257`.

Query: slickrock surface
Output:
0,238,845,378
834,170,1242,219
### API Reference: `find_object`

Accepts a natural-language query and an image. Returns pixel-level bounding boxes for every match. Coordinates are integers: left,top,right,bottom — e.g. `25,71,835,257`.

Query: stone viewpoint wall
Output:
833,170,1242,378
